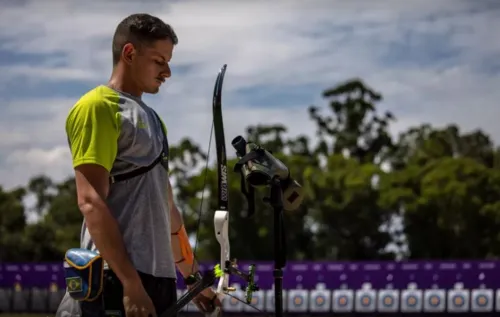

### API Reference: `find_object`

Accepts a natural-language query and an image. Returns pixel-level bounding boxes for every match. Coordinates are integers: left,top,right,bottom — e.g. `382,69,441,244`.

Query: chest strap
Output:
109,109,168,184
109,153,165,184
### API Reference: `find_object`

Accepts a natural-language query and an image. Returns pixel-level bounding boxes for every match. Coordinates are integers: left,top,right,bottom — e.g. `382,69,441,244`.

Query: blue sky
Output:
0,0,499,190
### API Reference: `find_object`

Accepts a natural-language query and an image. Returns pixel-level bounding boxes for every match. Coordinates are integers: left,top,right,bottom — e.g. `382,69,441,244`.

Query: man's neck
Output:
108,66,142,98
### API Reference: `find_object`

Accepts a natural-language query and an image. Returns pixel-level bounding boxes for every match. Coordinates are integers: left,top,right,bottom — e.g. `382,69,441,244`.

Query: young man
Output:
56,13,221,317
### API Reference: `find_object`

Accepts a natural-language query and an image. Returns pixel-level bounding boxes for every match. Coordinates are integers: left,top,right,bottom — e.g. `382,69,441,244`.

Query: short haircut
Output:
112,13,178,66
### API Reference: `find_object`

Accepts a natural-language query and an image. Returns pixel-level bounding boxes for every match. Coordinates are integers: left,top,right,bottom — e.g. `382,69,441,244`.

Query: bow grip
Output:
160,270,216,317
205,285,227,317
206,306,222,317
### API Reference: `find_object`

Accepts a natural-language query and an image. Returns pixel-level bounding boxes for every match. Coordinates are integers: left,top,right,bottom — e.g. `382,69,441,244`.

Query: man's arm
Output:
75,165,141,287
67,99,141,288
168,177,200,278
168,178,223,311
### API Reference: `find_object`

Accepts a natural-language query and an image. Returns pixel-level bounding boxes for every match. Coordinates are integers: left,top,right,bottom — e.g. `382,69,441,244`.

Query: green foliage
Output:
2,78,500,262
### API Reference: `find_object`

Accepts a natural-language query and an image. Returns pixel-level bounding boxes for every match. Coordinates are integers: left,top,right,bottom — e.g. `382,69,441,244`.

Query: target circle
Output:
382,295,394,307
337,295,348,307
406,295,418,307
360,294,372,307
230,296,239,305
452,294,465,307
475,294,488,306
315,295,326,306
429,295,441,307
293,295,304,306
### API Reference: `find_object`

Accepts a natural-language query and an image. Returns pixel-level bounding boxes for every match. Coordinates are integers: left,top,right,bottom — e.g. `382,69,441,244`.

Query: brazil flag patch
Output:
66,276,83,293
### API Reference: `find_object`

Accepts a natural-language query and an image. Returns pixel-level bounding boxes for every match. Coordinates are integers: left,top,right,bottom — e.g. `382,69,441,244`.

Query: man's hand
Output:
188,286,222,315
123,283,157,317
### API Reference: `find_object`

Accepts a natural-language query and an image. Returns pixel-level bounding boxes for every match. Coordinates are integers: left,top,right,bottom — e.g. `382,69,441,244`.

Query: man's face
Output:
130,38,174,94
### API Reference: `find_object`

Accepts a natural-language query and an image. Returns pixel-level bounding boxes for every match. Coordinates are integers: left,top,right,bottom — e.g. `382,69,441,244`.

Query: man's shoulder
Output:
71,85,121,112
65,85,122,132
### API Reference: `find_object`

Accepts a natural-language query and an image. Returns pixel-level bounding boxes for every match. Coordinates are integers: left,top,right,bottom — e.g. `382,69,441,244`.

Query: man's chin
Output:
144,86,160,94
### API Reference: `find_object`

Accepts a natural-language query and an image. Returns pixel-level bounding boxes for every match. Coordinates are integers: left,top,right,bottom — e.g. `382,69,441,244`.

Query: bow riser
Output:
210,210,230,317
214,210,230,293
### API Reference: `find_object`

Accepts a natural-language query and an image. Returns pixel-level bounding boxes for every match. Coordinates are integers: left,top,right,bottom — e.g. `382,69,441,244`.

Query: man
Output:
56,13,221,317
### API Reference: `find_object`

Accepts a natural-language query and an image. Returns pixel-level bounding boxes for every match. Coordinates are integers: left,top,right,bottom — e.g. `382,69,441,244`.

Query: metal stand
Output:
268,177,287,317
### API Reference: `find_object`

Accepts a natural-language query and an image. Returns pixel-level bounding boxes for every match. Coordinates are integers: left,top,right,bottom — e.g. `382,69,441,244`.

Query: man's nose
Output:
161,65,171,78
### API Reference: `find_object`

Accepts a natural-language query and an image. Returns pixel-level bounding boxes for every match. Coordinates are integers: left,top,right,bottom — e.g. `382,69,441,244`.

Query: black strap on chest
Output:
109,110,169,184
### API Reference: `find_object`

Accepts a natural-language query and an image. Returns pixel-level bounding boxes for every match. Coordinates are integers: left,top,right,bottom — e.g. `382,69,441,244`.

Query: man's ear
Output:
121,43,136,65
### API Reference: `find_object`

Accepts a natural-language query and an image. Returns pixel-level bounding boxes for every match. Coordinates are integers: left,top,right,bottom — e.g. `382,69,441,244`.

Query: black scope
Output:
231,135,247,157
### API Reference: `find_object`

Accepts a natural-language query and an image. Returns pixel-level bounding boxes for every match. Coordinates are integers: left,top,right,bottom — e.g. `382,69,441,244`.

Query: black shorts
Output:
80,269,177,317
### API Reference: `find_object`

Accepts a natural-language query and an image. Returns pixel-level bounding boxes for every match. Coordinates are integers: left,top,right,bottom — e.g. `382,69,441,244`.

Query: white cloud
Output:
0,0,499,189
1,146,72,191
3,65,99,82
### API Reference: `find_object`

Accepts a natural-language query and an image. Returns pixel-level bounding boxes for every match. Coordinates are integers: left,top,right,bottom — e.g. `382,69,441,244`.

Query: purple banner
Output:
1,260,499,289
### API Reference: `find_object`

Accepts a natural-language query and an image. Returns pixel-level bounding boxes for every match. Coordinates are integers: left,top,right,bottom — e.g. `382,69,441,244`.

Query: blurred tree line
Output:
2,79,500,263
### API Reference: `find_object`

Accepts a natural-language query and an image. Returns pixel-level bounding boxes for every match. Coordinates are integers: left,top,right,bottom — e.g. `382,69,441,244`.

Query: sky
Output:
1,0,499,191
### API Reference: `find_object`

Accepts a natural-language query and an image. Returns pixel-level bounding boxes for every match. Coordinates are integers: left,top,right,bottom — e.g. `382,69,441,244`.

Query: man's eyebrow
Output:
152,53,171,62
152,53,165,60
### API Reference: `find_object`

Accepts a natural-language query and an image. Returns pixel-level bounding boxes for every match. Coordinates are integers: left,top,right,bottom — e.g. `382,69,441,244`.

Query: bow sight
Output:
232,135,305,216
232,136,305,317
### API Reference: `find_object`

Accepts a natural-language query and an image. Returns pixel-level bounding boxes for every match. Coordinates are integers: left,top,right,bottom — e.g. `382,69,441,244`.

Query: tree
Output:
309,79,396,164
42,177,82,255
304,79,397,259
380,124,500,259
389,124,497,170
304,154,394,259
0,186,28,261
27,175,55,215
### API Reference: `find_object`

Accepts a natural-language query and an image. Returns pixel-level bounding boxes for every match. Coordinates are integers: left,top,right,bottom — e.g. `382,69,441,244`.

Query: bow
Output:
211,64,231,315
162,65,261,317
209,64,261,315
